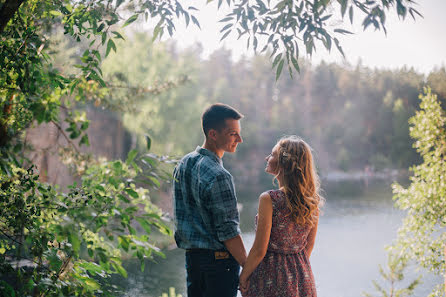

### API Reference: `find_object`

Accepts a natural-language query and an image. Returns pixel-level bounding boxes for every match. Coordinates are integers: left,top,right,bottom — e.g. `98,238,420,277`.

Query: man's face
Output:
214,118,243,153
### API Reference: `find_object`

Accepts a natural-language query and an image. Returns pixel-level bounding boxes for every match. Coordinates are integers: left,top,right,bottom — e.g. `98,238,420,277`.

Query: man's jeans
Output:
185,249,240,297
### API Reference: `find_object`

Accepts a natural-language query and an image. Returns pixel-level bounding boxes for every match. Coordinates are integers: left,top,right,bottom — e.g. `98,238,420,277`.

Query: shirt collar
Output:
195,146,223,165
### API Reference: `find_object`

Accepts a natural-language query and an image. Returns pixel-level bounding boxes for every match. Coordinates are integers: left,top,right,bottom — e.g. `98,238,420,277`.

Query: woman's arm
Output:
304,212,319,258
239,192,273,291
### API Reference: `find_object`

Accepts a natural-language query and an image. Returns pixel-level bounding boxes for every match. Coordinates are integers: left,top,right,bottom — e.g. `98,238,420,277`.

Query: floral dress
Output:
242,189,317,297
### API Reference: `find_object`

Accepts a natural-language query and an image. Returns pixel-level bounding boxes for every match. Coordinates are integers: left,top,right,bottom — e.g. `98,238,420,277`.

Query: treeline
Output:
52,32,446,184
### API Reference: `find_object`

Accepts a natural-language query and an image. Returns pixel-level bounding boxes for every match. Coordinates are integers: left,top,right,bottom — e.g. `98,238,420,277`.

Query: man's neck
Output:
203,141,224,159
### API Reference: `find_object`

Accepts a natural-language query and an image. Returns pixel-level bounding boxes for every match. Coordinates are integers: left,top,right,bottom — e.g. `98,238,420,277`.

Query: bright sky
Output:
161,0,446,75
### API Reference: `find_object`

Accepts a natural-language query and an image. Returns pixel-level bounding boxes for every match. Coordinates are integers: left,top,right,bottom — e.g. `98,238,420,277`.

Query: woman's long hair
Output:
274,136,323,226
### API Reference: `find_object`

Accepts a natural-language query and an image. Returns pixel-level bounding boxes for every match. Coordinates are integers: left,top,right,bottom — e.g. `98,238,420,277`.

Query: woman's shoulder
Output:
258,191,272,201
257,191,273,211
261,189,284,206
265,189,285,198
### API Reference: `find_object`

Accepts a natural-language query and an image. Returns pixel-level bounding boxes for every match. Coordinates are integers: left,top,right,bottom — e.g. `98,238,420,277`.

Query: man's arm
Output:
224,234,247,267
207,172,246,265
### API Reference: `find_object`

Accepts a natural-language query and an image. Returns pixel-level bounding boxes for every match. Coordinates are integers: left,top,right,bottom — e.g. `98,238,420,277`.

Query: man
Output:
173,103,247,297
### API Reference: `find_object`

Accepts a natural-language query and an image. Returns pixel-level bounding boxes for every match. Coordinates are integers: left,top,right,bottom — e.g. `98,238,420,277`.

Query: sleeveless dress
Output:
242,189,317,297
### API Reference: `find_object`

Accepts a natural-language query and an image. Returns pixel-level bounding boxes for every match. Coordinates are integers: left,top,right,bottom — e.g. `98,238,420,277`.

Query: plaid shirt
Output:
173,146,241,250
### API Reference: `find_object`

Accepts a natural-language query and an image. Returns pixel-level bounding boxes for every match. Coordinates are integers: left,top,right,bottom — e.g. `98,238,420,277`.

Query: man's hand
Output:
239,273,249,295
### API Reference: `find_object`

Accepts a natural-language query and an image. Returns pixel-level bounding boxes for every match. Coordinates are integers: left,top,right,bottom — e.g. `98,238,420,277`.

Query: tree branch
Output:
0,0,26,34
50,120,80,154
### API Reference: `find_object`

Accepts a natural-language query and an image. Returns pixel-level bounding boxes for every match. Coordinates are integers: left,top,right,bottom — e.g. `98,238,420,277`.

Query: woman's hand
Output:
239,273,249,295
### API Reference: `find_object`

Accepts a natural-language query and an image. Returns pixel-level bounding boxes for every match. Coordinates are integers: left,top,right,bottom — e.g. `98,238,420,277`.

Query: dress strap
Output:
267,189,281,209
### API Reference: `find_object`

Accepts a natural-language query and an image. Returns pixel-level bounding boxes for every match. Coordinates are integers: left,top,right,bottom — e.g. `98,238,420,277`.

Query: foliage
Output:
219,0,421,79
389,87,446,297
0,0,184,295
0,148,171,296
0,0,199,153
160,287,182,297
362,252,421,297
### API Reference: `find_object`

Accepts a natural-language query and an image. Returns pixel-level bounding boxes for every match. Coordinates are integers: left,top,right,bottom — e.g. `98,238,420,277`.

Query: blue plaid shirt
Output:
173,146,241,250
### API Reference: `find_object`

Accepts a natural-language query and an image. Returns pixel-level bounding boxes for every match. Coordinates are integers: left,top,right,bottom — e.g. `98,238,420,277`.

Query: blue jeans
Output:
185,249,240,297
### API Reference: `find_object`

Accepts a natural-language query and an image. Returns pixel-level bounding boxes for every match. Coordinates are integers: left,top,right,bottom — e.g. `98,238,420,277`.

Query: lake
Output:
115,178,441,297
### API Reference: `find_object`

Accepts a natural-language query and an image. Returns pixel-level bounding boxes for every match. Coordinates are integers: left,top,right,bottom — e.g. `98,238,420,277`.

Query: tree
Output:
389,87,446,297
218,0,421,79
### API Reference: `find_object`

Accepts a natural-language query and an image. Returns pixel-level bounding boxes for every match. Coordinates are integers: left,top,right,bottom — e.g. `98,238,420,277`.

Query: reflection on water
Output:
114,178,440,297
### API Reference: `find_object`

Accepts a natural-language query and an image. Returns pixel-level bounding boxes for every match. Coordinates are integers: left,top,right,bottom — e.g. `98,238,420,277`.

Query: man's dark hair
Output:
202,103,243,137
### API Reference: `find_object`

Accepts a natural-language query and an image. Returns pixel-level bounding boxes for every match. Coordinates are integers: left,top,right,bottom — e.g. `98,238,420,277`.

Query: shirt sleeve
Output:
207,172,241,242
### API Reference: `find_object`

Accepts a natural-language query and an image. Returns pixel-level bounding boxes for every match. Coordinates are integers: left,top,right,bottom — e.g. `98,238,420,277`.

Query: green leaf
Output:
118,236,130,252
79,262,104,275
145,134,152,151
97,23,105,32
272,53,282,68
79,134,90,146
220,30,231,42
112,31,125,40
148,176,160,187
153,24,163,41
69,231,81,253
334,28,353,35
349,6,354,24
125,188,139,199
136,217,152,234
340,0,347,17
125,206,139,214
220,24,232,33
191,15,201,29
320,14,332,22
118,194,130,203
126,149,138,164
106,39,116,57
113,161,122,171
112,261,128,278
101,32,107,45
80,121,90,131
334,37,345,57
291,56,300,73
305,38,314,56
49,10,63,17
185,13,190,27
123,14,138,27
84,278,100,290
275,59,284,81
219,17,234,22
142,155,157,167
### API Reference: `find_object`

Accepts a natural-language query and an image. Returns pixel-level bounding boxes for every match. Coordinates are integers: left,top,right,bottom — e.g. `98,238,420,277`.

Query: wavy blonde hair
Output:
274,136,323,226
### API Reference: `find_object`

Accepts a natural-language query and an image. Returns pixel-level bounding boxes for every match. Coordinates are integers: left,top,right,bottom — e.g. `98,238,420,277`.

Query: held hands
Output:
239,272,249,295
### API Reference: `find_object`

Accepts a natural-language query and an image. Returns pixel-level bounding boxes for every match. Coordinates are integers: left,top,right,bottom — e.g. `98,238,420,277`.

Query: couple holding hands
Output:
173,103,323,297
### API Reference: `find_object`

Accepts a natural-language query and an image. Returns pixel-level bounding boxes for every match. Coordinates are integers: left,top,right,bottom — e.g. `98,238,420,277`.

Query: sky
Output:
158,0,446,75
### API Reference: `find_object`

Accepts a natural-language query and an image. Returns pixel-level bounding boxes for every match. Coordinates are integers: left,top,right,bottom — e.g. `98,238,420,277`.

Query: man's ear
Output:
208,129,217,141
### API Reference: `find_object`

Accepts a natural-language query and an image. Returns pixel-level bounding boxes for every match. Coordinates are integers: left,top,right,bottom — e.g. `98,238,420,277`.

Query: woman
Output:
240,136,323,297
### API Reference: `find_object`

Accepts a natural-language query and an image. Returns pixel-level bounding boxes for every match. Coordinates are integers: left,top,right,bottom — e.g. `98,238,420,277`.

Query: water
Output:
115,178,441,297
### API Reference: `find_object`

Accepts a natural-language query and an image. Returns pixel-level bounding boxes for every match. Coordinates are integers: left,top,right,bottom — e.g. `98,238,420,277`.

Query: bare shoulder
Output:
259,191,271,200
258,191,272,206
